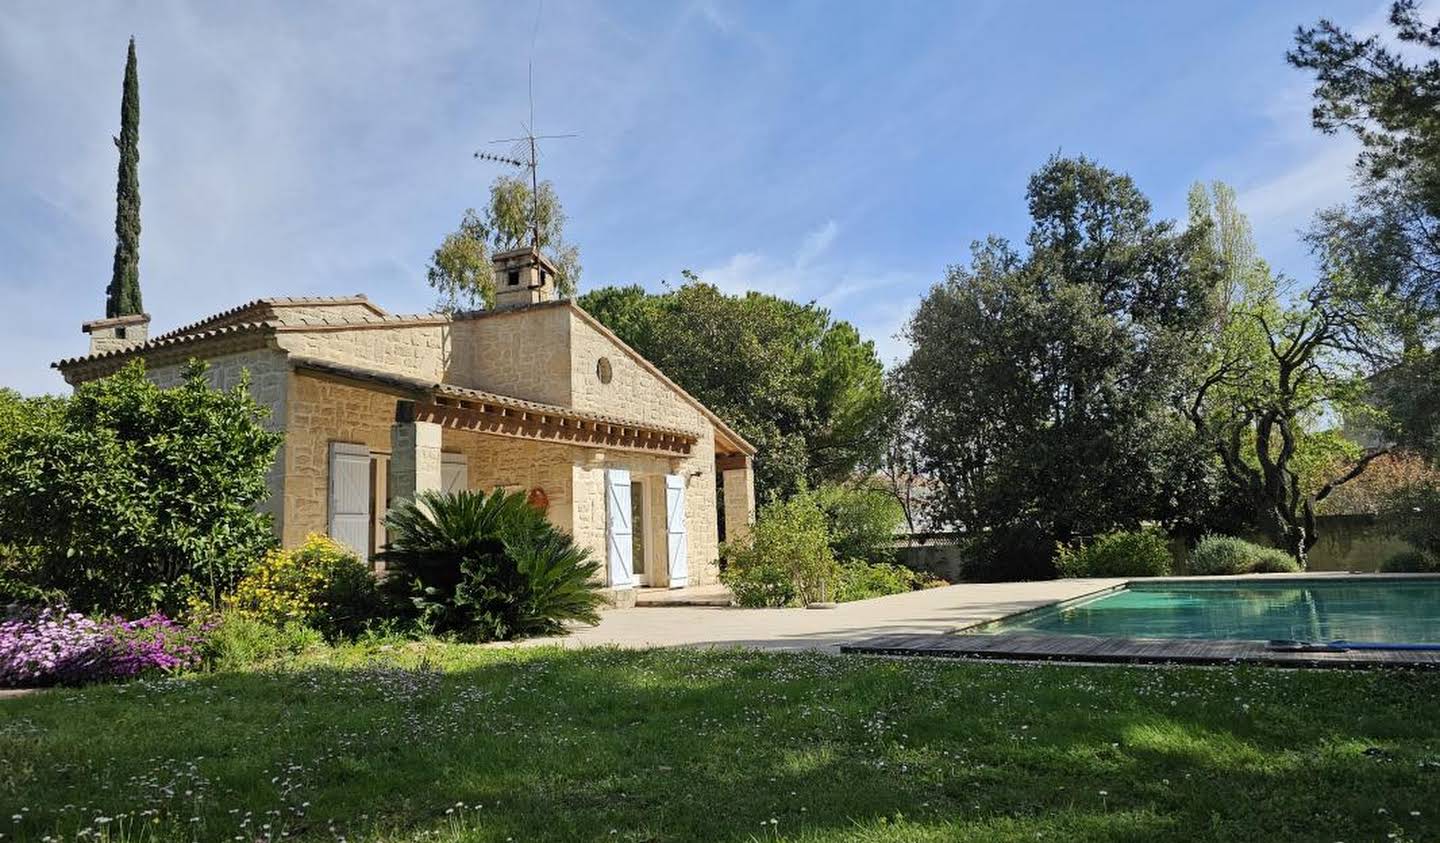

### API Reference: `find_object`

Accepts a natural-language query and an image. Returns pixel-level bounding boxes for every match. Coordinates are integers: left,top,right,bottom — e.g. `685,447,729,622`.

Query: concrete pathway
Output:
525,578,1127,653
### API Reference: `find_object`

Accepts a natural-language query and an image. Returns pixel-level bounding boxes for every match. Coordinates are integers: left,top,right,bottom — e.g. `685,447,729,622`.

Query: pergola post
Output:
391,400,443,505
717,454,756,544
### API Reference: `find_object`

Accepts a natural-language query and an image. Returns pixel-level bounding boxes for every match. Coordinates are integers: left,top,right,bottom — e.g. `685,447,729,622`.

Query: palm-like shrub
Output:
382,489,603,640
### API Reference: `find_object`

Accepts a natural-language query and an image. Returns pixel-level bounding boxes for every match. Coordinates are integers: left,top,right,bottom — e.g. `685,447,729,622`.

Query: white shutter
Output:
605,469,634,590
665,474,688,589
328,442,371,559
441,453,468,495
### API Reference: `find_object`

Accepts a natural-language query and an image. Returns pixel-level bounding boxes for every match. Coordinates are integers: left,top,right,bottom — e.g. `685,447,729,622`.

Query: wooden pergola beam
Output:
715,453,751,472
406,400,696,456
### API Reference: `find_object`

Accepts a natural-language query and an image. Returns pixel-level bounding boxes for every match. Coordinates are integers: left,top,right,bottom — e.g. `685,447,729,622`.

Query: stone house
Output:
54,247,757,603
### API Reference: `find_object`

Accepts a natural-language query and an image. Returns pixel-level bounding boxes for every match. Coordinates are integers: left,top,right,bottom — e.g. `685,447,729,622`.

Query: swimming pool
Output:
974,578,1440,644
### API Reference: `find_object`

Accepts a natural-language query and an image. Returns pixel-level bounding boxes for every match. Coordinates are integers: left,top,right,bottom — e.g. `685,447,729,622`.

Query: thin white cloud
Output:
1218,1,1390,273
795,219,838,267
695,220,920,366
1236,142,1358,227
699,219,845,298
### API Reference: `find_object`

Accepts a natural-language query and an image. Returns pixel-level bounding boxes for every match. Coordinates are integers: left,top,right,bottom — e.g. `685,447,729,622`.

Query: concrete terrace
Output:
525,578,1129,653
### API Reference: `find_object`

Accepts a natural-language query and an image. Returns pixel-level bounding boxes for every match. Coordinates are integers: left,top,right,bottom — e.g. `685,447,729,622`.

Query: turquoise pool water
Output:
977,578,1440,643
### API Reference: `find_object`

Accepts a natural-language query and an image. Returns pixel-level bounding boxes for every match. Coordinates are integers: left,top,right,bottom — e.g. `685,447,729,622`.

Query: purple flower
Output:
1,606,208,687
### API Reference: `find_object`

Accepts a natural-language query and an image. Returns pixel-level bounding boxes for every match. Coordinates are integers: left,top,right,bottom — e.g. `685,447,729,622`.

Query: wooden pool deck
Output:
841,631,1440,668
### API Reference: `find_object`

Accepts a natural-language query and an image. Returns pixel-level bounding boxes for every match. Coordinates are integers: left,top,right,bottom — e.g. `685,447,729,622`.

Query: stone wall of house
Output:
275,324,447,381
446,306,573,405
282,372,398,547
439,431,578,536
147,348,291,533
566,309,721,586
567,452,717,587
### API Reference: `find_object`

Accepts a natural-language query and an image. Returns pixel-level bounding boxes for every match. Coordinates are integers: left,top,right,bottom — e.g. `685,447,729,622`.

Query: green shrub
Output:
224,534,382,640
382,489,604,641
721,492,836,607
1249,548,1302,573
960,527,1056,582
1188,535,1253,575
718,555,797,607
832,560,917,602
0,360,283,615
813,484,904,564
1379,549,1440,573
1380,481,1440,558
1189,534,1298,575
1055,529,1172,578
0,547,61,606
201,612,323,672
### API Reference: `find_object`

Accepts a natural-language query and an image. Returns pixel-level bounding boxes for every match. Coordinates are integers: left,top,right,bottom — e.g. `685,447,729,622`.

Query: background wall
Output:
896,516,1419,582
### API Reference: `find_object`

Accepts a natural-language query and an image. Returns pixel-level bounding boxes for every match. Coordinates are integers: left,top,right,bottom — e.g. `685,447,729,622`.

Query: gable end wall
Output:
566,310,720,584
444,306,573,405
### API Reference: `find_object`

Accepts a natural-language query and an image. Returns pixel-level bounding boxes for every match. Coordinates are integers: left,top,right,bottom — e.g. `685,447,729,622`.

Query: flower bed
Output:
0,607,206,687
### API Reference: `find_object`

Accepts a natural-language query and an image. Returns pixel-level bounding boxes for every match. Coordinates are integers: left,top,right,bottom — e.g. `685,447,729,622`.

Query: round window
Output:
596,357,613,384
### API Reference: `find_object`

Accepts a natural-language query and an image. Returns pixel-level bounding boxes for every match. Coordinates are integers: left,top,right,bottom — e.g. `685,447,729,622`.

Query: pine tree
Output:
106,37,142,318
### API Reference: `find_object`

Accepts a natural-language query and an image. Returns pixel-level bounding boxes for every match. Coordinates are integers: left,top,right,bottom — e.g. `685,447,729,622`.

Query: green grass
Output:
3,643,1439,842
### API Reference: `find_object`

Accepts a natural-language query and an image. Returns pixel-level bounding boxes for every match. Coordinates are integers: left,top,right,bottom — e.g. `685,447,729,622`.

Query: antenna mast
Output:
473,2,576,252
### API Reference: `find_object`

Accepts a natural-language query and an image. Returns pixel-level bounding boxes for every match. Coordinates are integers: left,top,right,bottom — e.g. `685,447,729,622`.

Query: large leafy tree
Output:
106,37,142,318
579,278,889,501
1187,284,1390,564
898,157,1217,575
0,361,283,614
427,175,581,312
1184,181,1395,562
1289,1,1440,453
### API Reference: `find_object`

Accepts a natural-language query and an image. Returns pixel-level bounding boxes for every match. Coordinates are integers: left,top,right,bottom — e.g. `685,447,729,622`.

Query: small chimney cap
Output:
492,245,558,272
82,313,151,333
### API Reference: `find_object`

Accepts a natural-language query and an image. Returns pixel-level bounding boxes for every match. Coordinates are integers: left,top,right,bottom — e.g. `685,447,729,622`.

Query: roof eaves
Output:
52,322,276,370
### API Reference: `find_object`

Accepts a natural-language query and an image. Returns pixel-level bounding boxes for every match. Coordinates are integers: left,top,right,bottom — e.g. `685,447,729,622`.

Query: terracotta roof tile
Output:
150,295,387,342
53,322,275,369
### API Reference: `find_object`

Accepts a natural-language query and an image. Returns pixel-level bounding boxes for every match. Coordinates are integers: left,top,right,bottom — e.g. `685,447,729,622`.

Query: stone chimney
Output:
82,313,150,356
492,245,557,310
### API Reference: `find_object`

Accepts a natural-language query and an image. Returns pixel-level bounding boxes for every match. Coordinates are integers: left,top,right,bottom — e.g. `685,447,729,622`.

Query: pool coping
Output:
842,572,1440,669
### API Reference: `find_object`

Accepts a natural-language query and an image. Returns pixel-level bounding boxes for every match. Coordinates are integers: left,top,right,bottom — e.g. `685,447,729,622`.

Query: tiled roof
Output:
53,322,275,370
151,295,388,341
54,302,447,371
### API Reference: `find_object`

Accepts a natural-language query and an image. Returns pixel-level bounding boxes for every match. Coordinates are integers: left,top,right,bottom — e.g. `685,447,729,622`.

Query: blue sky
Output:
0,1,1386,394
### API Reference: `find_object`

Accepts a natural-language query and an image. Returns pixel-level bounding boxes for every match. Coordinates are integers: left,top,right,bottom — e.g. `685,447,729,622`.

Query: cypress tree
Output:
106,37,142,318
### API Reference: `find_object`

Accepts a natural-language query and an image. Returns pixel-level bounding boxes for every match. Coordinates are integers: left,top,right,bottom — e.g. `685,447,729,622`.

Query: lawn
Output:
3,644,1439,842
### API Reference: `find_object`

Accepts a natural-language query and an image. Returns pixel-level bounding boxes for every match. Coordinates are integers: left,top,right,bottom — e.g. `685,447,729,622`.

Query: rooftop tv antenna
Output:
474,3,577,251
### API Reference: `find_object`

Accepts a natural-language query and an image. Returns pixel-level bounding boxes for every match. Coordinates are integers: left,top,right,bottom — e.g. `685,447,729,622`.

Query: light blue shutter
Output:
328,443,371,558
606,469,634,590
665,474,688,588
441,453,468,494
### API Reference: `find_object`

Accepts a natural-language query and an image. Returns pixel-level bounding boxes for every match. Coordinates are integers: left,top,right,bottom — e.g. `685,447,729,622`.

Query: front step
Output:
634,586,734,608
